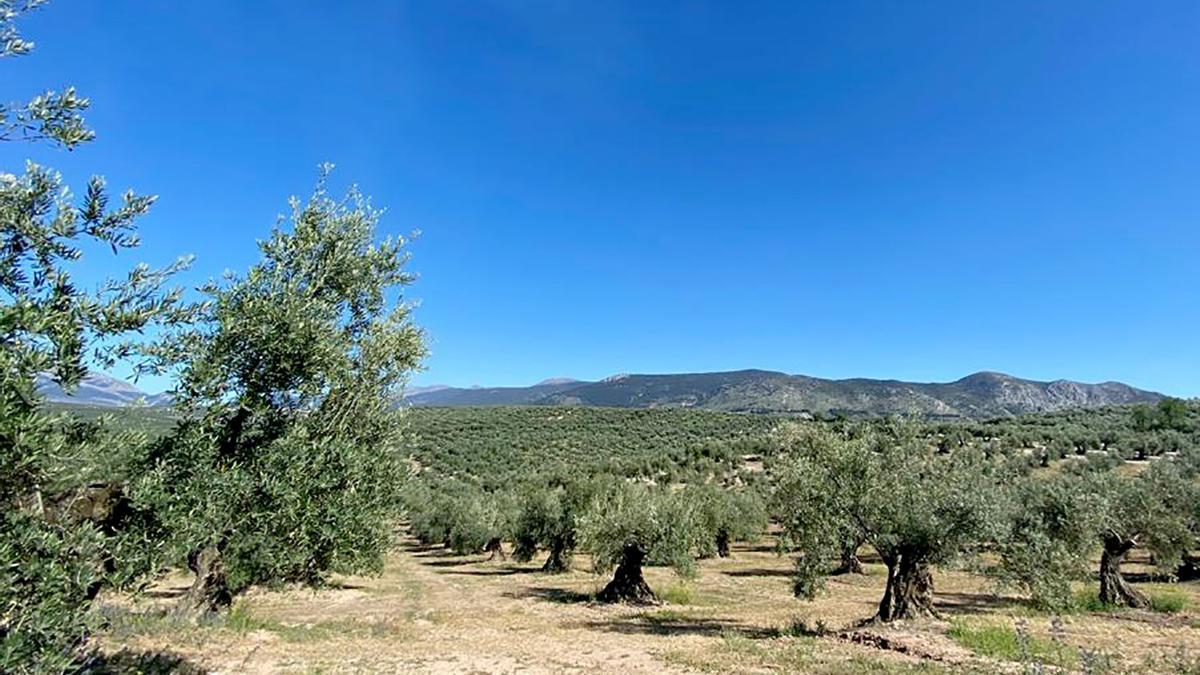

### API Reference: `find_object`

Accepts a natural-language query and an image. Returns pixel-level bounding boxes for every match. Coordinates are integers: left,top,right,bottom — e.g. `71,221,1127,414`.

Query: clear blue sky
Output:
5,1,1198,396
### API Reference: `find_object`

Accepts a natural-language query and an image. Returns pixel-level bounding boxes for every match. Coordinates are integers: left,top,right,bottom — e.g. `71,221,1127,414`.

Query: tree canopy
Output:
132,172,426,612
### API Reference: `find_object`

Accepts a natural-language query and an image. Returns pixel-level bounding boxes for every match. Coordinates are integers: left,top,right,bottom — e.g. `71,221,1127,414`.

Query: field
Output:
97,535,1200,673
79,404,1200,674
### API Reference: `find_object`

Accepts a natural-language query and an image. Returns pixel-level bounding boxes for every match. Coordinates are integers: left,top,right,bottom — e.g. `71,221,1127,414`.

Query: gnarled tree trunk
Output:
876,551,936,621
597,543,657,604
184,546,232,614
1099,535,1148,608
542,536,571,573
834,540,865,575
483,537,506,561
716,529,731,558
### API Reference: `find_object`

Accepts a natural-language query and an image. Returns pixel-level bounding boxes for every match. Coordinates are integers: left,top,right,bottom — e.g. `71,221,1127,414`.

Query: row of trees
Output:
772,421,1200,619
402,416,1200,623
2,4,427,671
404,405,773,488
402,475,768,603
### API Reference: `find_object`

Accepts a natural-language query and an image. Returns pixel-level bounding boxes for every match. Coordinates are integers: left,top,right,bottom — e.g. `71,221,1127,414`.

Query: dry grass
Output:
94,539,1200,674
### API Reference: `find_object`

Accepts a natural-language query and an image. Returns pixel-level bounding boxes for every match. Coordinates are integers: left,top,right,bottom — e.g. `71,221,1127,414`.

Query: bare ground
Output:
95,539,1200,674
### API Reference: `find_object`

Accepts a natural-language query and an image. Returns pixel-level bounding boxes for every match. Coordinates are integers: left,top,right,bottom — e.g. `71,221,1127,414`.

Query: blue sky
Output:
5,1,1198,396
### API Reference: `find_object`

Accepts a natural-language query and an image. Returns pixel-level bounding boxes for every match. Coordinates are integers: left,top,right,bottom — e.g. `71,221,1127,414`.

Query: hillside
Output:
36,372,171,407
406,369,1163,419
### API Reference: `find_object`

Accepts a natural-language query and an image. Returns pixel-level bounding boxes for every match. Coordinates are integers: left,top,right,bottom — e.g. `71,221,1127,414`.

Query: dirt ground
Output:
96,538,1200,674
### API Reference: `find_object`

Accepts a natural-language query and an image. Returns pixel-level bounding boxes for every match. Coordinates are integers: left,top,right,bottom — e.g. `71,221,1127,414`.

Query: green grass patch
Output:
1147,589,1189,614
659,581,697,605
948,620,1076,669
1067,588,1119,613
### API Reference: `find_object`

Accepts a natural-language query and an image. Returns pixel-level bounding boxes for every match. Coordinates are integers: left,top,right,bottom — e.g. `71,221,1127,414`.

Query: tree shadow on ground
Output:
723,567,793,578
934,591,1026,616
1122,571,1180,583
398,538,445,553
419,557,485,568
733,542,779,554
87,649,207,674
144,586,190,600
439,565,541,577
504,587,594,604
575,614,777,638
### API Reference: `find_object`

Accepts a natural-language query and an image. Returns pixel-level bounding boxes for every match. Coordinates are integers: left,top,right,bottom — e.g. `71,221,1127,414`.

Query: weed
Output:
948,620,1076,669
1148,589,1189,614
659,581,697,605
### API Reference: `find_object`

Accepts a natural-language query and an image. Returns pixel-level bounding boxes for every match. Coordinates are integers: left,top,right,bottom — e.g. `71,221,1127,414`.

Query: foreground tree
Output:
134,173,425,612
774,421,1007,621
1,3,194,670
579,481,703,604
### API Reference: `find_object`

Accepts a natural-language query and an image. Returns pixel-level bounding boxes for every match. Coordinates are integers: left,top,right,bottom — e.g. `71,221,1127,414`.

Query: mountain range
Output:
38,369,1166,419
36,373,172,408
404,369,1164,419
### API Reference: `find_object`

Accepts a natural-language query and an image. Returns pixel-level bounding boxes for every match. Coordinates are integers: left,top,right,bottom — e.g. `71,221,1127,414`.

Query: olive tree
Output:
996,459,1198,610
1092,461,1197,608
579,481,703,604
774,421,1008,621
402,478,516,558
992,469,1105,610
133,172,425,612
0,2,195,669
511,475,600,572
687,484,767,559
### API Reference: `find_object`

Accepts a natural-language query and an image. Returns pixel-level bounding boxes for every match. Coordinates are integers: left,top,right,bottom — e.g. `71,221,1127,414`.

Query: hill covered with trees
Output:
406,369,1163,418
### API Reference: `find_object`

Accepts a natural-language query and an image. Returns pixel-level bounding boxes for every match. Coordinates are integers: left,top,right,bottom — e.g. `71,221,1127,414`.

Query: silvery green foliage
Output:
685,483,767,559
1,1,93,148
1,2,195,670
992,468,1107,610
772,420,1009,618
134,171,426,602
579,480,704,578
509,472,606,571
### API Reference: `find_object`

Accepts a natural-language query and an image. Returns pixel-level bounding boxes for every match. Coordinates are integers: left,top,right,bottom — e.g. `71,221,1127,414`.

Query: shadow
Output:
1122,571,1179,583
87,649,207,674
723,567,793,578
144,586,190,600
399,541,445,554
419,557,483,568
577,615,777,639
734,542,780,554
441,566,541,577
935,591,1026,615
504,587,594,604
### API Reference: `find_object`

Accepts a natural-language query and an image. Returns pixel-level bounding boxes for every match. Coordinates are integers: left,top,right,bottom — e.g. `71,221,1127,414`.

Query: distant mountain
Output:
402,378,585,407
36,372,169,407
404,369,1164,418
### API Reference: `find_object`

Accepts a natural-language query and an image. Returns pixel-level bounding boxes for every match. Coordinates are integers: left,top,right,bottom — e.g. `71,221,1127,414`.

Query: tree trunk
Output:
1099,536,1148,608
542,537,571,573
184,546,232,614
597,543,657,604
716,529,731,558
876,551,936,621
1177,553,1200,582
484,537,506,561
834,541,865,575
